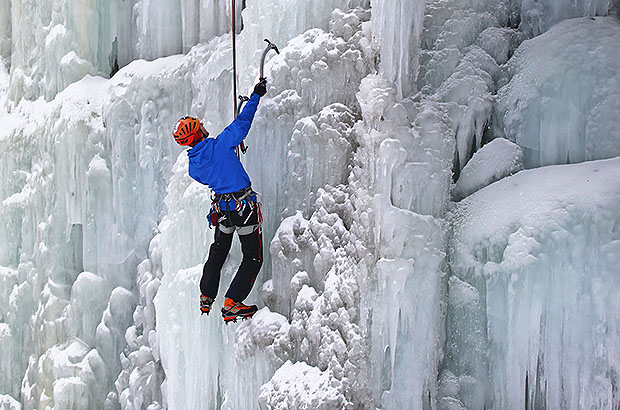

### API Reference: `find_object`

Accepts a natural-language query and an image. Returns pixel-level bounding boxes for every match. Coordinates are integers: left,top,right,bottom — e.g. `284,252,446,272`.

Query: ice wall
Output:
361,0,521,404
371,0,426,98
152,2,377,408
392,1,619,409
447,158,620,409
495,17,620,168
417,0,519,175
515,0,611,36
0,0,619,409
0,1,10,64
3,0,367,406
5,0,241,105
8,0,131,102
0,52,190,408
108,0,620,409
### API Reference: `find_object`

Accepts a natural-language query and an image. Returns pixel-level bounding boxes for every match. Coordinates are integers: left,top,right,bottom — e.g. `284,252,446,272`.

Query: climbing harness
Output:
207,186,263,235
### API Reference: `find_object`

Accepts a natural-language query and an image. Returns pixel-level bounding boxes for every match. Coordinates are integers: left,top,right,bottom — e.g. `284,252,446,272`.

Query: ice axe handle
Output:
259,39,280,80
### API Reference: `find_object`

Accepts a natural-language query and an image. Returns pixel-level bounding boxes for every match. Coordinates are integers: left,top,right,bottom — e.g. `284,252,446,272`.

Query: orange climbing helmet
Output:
173,116,203,146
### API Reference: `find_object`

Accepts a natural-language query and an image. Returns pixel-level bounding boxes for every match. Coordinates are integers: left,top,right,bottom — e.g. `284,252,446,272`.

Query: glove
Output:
253,79,267,97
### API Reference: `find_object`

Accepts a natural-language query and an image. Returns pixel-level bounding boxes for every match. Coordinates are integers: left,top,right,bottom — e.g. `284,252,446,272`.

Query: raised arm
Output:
226,93,260,146
223,80,267,147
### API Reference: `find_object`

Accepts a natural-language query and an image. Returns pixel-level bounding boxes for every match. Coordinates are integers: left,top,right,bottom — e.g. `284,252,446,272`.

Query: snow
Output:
0,395,21,410
258,360,350,409
453,138,524,200
1,0,619,409
495,17,620,168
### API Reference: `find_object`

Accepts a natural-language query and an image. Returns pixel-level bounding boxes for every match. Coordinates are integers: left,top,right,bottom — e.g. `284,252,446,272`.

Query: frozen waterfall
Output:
0,0,619,409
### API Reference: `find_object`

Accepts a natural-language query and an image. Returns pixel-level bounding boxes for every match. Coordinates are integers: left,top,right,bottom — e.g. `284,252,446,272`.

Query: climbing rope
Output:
232,0,238,118
231,3,279,158
232,0,245,158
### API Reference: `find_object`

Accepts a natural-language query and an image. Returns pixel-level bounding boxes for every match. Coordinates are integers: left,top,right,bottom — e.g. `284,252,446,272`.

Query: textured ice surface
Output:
0,52,187,409
258,361,350,409
496,17,620,168
418,0,508,173
149,3,375,410
4,0,248,104
154,264,290,410
516,0,612,36
353,73,452,409
453,138,523,200
0,0,619,409
371,0,425,98
446,157,620,409
0,395,21,410
0,2,9,64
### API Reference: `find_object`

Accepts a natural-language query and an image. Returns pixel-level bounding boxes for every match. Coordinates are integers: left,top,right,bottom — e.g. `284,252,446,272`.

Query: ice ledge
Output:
450,156,620,274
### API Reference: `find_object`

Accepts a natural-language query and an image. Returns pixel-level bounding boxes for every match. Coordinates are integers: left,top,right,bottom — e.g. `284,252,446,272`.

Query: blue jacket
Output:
187,93,260,194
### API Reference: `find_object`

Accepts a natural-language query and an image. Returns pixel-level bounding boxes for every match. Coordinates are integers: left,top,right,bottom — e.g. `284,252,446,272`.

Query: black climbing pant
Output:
200,203,262,303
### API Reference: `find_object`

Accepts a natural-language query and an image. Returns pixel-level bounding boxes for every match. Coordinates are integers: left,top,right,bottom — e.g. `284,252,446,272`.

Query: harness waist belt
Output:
214,186,253,201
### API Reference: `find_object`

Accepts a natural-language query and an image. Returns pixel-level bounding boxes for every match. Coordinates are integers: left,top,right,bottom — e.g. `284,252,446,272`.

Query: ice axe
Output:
239,39,279,115
259,39,280,81
236,39,280,156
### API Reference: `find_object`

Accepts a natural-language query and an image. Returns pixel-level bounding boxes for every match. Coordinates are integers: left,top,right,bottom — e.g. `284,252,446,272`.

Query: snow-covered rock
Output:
453,138,523,200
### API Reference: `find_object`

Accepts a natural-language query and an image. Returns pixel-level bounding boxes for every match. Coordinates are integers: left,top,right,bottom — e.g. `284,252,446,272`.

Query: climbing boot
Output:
200,295,214,315
221,298,258,323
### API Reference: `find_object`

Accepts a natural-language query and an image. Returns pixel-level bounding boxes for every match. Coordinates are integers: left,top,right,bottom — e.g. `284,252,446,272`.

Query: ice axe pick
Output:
259,39,280,81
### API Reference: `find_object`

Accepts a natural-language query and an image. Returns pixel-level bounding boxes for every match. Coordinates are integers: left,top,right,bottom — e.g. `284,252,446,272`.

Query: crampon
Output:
221,298,258,324
200,295,214,315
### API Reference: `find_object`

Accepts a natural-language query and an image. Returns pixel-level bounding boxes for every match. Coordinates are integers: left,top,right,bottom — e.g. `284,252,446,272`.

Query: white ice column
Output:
356,73,453,409
0,0,10,64
135,0,183,60
371,0,426,98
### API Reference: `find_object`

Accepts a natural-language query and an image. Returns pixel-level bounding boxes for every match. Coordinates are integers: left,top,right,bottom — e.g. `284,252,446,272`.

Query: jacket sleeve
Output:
221,93,261,148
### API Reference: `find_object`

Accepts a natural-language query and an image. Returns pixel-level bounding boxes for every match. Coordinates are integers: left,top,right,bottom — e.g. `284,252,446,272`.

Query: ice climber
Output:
172,79,267,323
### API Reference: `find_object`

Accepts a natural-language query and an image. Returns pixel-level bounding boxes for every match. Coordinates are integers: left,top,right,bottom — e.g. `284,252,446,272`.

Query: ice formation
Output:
0,0,619,409
453,138,523,200
446,157,620,409
0,394,21,410
495,17,620,168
